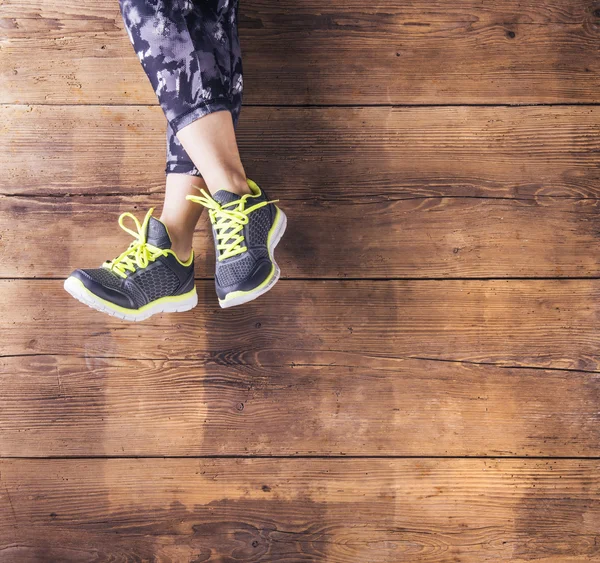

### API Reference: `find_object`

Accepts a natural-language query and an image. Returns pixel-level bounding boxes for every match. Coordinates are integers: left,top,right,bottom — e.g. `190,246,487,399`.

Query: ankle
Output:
207,169,250,196
159,218,193,262
171,242,193,263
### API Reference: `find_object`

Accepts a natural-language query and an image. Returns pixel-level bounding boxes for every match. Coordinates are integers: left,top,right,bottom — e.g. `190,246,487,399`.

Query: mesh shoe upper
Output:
70,214,195,310
209,187,276,298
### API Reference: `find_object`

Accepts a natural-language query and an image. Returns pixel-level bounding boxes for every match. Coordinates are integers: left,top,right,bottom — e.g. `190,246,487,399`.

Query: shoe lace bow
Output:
103,208,169,278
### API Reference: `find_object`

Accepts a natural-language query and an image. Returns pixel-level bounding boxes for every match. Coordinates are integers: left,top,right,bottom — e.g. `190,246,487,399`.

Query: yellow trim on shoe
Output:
218,263,277,307
218,206,286,308
64,276,197,318
171,247,195,267
160,222,195,267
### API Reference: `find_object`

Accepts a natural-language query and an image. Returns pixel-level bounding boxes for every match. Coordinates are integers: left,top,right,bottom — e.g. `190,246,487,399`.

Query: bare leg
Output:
159,174,205,262
176,111,251,197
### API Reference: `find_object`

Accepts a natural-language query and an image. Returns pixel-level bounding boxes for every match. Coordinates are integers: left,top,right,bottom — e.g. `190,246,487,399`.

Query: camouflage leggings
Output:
119,0,243,177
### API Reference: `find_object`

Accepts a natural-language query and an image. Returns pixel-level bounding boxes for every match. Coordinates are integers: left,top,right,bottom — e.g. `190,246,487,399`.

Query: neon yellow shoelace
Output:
186,188,277,261
103,208,170,278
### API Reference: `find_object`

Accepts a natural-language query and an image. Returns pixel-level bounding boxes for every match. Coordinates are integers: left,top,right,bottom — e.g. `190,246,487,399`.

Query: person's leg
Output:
120,0,244,178
148,0,285,307
127,0,247,265
162,106,247,262
176,110,249,196
161,122,206,261
64,0,231,319
159,0,247,196
159,173,205,262
109,0,285,311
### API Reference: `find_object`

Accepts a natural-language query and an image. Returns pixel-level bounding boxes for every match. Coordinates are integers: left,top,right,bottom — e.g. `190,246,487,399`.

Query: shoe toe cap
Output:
216,258,274,300
69,269,137,309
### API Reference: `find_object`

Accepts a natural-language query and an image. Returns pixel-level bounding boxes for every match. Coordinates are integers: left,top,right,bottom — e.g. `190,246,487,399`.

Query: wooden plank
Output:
1,1,599,104
0,458,599,562
2,105,599,198
3,0,595,25
1,355,599,457
1,279,599,371
2,194,600,279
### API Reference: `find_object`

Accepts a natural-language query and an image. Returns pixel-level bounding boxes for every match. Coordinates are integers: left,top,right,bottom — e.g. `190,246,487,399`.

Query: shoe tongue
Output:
146,216,172,249
212,189,242,206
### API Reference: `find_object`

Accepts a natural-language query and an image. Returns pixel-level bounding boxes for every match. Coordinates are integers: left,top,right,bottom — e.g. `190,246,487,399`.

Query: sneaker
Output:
63,209,197,321
187,179,286,308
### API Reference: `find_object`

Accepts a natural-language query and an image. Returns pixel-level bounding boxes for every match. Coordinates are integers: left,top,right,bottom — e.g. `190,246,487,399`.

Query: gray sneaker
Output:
63,209,197,321
187,179,287,308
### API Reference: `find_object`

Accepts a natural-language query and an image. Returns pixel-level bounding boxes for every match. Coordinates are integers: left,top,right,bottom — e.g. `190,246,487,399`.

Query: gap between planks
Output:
5,276,600,280
3,193,600,201
3,455,600,460
1,102,600,108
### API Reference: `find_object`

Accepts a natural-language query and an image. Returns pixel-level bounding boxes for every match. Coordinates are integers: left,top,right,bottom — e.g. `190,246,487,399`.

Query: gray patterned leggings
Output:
119,0,243,177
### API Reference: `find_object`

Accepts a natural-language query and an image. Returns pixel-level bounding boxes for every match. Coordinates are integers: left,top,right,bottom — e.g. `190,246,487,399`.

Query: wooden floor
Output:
1,1,600,561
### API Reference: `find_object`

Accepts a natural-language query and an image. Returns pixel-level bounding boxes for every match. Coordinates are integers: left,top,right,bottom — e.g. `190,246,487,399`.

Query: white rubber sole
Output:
219,207,287,309
64,276,198,322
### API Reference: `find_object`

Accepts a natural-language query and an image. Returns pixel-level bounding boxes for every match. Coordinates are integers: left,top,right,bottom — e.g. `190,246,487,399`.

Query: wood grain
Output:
2,279,599,371
2,105,599,198
2,1,599,105
2,194,600,279
1,458,599,562
2,1,600,558
1,355,599,457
